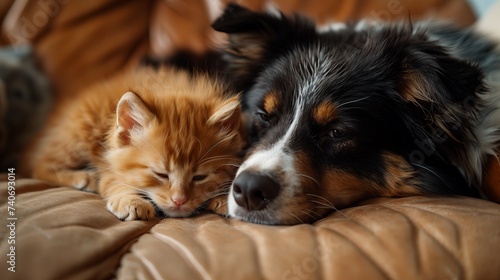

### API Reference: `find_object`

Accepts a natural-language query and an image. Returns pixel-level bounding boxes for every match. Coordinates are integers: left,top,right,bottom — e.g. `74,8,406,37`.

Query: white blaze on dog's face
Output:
226,47,418,225
228,48,349,224
214,4,490,225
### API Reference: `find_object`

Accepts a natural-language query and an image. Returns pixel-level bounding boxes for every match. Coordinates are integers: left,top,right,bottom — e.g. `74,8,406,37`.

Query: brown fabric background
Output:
0,0,476,101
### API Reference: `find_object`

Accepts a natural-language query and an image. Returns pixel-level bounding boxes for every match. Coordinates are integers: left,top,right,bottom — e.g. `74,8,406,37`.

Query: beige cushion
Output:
1,179,500,279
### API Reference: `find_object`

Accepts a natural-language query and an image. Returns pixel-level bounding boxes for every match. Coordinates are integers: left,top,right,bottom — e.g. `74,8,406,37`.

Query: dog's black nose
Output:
232,171,280,211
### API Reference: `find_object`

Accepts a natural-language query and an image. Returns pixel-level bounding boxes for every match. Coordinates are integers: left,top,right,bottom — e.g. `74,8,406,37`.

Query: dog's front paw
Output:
106,194,156,221
206,195,228,215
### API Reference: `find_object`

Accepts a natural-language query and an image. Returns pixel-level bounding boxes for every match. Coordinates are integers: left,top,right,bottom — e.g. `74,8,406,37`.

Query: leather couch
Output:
1,1,499,279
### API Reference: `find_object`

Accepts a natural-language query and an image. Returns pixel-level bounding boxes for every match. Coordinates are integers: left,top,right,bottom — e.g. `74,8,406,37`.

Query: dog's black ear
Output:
212,3,315,89
399,41,483,104
398,36,485,142
211,4,282,86
394,33,487,194
212,3,282,34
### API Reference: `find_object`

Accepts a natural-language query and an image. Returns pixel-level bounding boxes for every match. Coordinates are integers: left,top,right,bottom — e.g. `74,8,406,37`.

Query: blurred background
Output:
470,0,496,16
0,0,499,171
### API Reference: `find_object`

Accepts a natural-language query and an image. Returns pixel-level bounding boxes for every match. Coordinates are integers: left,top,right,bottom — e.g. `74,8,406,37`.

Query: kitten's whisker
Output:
212,164,241,172
218,200,228,206
206,188,230,194
97,167,152,196
199,156,240,166
142,141,165,163
205,189,229,196
98,141,108,150
119,184,150,195
98,167,125,175
205,195,228,202
214,163,241,168
207,186,231,193
204,189,230,198
199,138,232,162
193,136,203,159
200,156,239,162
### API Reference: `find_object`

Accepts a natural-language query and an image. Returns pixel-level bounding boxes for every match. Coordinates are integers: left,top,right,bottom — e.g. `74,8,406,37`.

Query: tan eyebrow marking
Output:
313,101,337,125
263,92,280,113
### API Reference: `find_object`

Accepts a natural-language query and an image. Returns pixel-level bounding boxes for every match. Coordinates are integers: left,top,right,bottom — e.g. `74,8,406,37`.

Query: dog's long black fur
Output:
211,4,500,225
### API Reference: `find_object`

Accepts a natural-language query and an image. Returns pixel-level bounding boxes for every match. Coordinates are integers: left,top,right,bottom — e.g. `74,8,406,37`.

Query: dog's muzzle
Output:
232,171,281,211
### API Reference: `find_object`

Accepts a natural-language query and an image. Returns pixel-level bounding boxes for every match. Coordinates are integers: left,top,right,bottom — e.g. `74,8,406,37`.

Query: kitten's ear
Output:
207,96,241,131
212,3,315,89
116,92,154,145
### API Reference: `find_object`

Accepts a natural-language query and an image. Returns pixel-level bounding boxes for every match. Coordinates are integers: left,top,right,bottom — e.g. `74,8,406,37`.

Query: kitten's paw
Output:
106,195,156,221
63,170,98,192
77,172,98,192
206,195,228,215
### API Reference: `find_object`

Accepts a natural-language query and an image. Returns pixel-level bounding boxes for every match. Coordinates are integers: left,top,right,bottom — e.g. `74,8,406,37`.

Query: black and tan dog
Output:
212,4,500,225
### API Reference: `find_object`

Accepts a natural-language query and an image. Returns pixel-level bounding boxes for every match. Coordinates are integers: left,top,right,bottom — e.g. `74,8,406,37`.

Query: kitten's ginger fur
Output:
26,67,244,220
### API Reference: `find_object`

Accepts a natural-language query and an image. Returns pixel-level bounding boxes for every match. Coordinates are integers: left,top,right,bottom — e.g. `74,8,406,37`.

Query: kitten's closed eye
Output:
153,171,169,180
192,174,208,181
153,171,208,182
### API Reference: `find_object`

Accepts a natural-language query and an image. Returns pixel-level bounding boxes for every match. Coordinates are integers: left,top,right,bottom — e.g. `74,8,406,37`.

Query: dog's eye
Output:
256,110,273,123
153,171,169,180
329,129,344,138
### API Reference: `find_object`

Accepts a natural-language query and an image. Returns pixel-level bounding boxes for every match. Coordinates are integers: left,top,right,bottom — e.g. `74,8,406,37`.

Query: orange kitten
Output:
26,67,245,220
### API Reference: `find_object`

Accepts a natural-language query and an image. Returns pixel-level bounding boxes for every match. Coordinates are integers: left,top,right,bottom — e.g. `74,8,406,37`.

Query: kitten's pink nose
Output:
171,195,188,206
